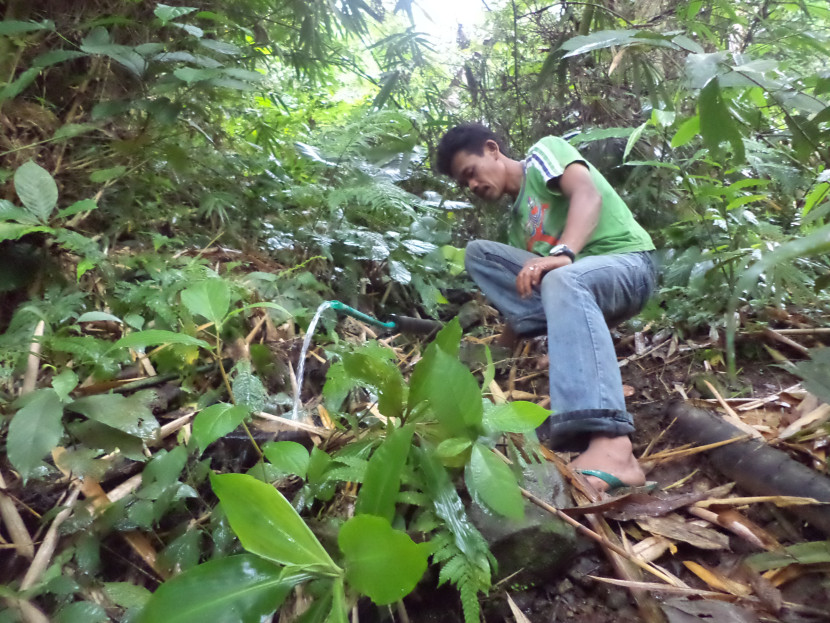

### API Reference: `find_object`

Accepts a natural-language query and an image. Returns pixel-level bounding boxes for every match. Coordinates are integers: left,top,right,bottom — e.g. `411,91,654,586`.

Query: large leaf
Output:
465,444,524,521
7,389,64,480
698,79,745,162
80,28,146,77
339,515,428,605
211,473,341,573
408,318,463,414
342,345,405,419
181,279,231,328
263,441,310,478
111,330,209,351
411,345,482,436
137,555,300,623
154,4,198,25
14,161,58,222
193,403,250,453
355,424,414,522
483,401,550,434
68,392,157,438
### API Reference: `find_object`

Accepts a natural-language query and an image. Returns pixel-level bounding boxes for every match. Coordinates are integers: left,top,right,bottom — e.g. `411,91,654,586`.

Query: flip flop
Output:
575,469,658,495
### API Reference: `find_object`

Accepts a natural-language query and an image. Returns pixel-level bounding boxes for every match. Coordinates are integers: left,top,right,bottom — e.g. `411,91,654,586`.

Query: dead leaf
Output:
682,560,752,596
661,598,760,623
631,535,676,563
636,514,730,550
506,594,531,623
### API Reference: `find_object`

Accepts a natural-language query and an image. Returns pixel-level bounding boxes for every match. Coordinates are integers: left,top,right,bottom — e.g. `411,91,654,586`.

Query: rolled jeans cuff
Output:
537,409,635,452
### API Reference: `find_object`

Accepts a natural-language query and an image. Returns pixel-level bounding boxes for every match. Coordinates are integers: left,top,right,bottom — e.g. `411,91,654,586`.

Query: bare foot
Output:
569,434,645,493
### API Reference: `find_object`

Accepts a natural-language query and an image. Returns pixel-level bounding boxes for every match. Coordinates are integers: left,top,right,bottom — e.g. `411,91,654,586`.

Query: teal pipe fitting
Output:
328,300,396,330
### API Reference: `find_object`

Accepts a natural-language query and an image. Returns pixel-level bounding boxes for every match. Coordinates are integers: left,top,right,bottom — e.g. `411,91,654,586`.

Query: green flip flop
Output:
575,469,658,495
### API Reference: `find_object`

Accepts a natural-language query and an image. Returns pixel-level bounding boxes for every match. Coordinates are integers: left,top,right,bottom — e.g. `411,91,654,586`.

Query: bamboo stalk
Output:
0,468,33,558
20,320,45,395
20,487,81,590
519,487,683,587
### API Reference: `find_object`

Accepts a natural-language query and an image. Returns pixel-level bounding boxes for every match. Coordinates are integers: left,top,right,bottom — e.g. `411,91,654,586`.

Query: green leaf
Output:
52,370,78,402
14,161,58,222
560,29,638,57
111,330,209,351
412,346,482,436
0,223,51,242
8,389,64,480
623,122,647,161
77,311,122,323
68,392,157,438
232,363,267,411
55,601,108,623
483,401,550,434
80,28,146,77
137,555,299,623
263,441,310,478
199,39,242,56
211,473,341,573
698,79,745,161
174,67,220,83
53,123,97,140
154,4,198,25
0,19,54,35
32,49,87,68
465,444,524,520
193,403,250,453
89,166,126,183
339,515,428,605
342,345,405,418
182,279,231,328
103,582,151,609
58,199,98,219
355,424,414,522
671,115,700,148
435,437,473,459
746,541,830,572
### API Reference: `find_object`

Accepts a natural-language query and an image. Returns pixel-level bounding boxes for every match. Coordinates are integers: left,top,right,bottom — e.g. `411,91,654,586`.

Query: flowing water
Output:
292,300,333,420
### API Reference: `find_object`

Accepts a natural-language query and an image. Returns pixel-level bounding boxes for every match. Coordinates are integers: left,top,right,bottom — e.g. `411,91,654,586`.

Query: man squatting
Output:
436,123,657,493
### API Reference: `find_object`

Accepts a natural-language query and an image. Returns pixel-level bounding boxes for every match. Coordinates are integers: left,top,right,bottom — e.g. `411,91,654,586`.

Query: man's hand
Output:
516,255,573,298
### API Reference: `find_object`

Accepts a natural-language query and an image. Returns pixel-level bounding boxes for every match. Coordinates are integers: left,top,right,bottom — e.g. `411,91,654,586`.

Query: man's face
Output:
449,141,507,201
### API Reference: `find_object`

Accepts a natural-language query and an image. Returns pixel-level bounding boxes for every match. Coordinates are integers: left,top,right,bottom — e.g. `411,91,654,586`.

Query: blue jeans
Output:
464,240,657,452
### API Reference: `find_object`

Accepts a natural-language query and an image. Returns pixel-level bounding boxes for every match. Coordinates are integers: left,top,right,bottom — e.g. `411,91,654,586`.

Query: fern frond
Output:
458,575,482,623
437,554,466,587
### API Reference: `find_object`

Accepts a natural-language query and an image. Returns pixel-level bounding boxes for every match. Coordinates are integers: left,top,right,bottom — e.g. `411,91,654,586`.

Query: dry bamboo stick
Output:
20,487,81,590
703,382,764,439
0,468,34,559
254,411,333,437
519,487,683,587
763,327,810,356
20,320,45,396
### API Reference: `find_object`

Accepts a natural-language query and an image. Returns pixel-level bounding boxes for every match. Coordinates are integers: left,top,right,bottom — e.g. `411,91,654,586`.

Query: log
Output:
668,402,830,536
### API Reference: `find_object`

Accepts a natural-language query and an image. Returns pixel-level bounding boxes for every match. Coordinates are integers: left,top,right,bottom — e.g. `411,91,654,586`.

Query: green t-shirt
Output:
508,136,655,258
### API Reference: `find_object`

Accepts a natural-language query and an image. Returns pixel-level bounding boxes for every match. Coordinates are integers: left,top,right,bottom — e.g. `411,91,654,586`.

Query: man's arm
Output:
516,162,601,297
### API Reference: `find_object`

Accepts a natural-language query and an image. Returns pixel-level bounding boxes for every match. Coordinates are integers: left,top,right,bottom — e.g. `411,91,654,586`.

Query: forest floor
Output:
3,247,830,623
460,314,830,623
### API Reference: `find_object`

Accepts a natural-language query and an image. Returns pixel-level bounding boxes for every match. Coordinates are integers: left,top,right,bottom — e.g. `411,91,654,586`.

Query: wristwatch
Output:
548,243,575,263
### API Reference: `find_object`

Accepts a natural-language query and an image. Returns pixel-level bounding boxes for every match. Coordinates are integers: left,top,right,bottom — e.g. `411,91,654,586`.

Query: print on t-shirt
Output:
523,196,558,251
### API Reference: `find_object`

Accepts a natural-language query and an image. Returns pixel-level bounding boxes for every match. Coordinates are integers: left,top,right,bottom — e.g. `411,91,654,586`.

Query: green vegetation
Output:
1,0,829,621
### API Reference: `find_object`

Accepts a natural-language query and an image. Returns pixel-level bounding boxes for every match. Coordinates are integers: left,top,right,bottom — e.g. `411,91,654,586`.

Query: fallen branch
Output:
762,327,810,356
20,487,81,590
0,469,34,559
20,320,45,396
669,402,830,536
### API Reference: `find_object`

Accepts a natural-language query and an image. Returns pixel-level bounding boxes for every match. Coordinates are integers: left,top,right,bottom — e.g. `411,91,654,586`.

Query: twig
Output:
20,486,81,590
773,328,830,336
254,411,333,437
20,320,45,395
519,487,683,586
0,469,33,558
693,495,821,508
703,382,764,439
640,435,751,465
737,383,802,412
245,313,268,345
763,327,809,356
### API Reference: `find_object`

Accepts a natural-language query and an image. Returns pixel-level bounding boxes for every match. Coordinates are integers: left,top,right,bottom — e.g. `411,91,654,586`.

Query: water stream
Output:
292,300,333,420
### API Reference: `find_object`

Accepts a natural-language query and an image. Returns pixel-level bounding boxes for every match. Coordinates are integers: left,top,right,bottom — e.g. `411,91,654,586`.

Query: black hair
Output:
435,123,508,177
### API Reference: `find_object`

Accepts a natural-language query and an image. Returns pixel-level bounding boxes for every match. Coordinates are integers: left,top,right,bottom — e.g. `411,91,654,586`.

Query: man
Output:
436,123,656,493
